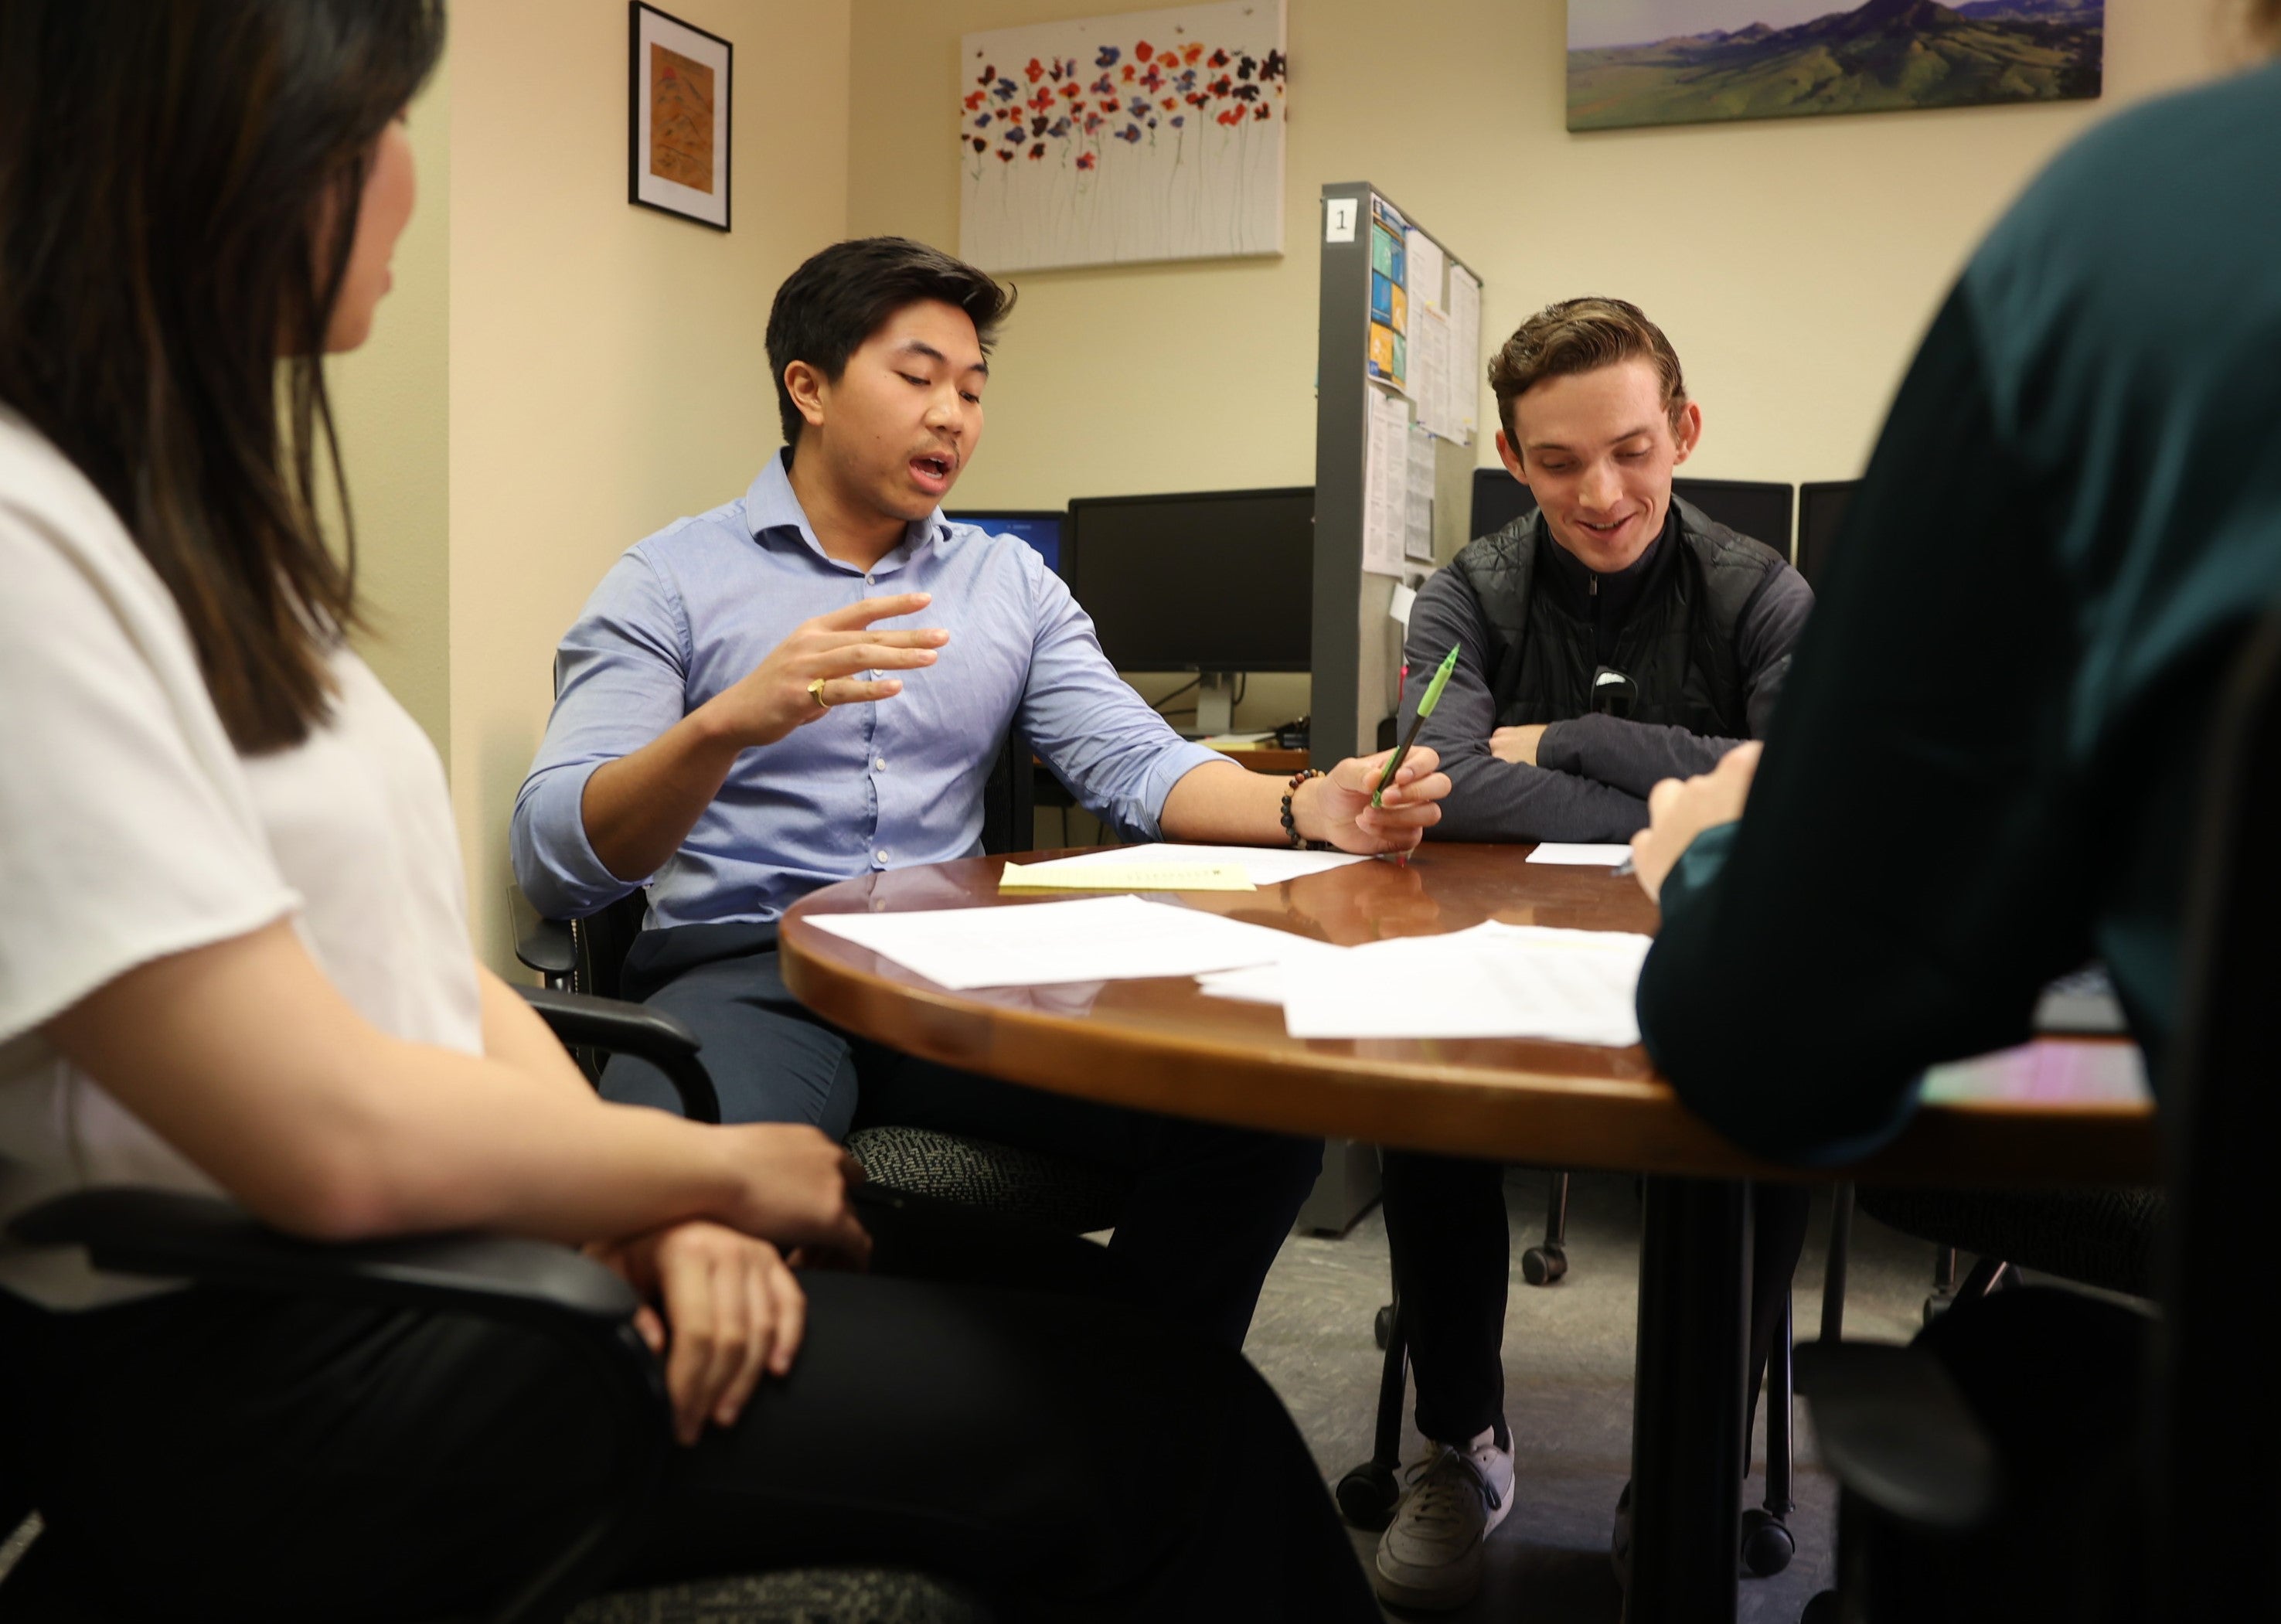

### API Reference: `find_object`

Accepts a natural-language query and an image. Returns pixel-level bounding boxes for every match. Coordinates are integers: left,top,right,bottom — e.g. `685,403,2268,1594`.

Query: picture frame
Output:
628,2,731,230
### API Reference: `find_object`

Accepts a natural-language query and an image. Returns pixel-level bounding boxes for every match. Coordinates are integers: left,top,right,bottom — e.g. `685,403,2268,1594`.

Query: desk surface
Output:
779,845,2155,1187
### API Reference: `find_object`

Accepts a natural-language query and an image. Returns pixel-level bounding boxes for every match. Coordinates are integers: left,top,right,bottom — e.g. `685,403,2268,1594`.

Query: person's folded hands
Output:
1299,747,1451,855
589,1219,806,1445
1627,740,1762,904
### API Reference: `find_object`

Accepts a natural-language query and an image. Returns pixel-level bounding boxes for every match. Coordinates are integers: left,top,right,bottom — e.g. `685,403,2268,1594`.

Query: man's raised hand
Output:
701,593,948,749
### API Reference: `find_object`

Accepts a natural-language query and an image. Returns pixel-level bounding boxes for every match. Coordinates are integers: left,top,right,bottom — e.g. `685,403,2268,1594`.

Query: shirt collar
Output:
744,448,954,572
1538,502,1673,612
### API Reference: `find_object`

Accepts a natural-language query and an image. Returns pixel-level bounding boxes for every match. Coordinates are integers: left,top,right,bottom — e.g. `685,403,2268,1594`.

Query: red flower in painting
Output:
1076,152,1096,169
1025,57,1045,82
1255,102,1271,119
1209,49,1230,66
1121,63,1135,80
1029,88,1054,110
1029,141,1045,158
1217,107,1243,125
1210,76,1232,97
1183,43,1204,63
964,90,985,110
1062,82,1081,99
997,148,1014,162
1162,97,1176,109
1135,39,1153,60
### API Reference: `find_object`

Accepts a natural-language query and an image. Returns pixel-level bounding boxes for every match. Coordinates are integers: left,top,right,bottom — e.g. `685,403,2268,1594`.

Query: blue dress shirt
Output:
512,452,1232,929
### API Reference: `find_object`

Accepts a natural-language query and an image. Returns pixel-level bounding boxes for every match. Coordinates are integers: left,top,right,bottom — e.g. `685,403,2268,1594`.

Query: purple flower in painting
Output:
1126,96,1150,115
1048,117,1070,138
1169,114,1184,128
1115,122,1142,142
993,77,1017,100
1091,73,1113,94
972,113,989,128
1095,45,1120,66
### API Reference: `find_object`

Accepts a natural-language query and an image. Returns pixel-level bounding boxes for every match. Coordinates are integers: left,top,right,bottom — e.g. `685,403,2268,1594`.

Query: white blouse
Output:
0,410,481,1308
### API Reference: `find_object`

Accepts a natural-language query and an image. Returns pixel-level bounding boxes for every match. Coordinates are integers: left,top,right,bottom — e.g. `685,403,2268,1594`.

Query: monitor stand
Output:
1194,670,1239,737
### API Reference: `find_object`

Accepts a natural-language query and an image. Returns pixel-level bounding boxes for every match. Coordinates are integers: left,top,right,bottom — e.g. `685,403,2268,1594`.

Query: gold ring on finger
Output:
808,677,830,710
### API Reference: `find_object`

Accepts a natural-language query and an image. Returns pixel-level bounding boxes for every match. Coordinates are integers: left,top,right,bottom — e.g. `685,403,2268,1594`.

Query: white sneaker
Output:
1370,1426,1517,1612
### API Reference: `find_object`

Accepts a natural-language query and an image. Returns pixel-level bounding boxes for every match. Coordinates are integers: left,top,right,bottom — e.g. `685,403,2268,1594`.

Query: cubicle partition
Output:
1311,183,1486,763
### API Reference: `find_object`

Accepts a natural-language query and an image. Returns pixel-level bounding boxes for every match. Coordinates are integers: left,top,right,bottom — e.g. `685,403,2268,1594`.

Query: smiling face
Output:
1496,359,1701,575
785,298,988,523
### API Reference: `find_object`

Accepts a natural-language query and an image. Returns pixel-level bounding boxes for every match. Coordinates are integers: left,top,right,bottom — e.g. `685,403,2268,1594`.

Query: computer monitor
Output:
1470,466,1530,540
947,509,1068,577
1471,468,1794,560
1796,481,1858,589
1065,487,1314,672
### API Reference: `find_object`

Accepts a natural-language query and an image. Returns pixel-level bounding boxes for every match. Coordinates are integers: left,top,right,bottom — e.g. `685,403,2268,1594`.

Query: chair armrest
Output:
509,883,577,980
516,985,722,1125
1795,1340,2004,1531
9,1188,638,1327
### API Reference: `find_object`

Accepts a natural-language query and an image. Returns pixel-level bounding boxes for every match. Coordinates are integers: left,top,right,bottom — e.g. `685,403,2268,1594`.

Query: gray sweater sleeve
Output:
1401,570,1650,843
1534,563,1816,799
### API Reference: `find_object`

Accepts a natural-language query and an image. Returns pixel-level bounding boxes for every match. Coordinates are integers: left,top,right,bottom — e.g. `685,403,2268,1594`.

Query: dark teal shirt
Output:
1636,63,2281,1165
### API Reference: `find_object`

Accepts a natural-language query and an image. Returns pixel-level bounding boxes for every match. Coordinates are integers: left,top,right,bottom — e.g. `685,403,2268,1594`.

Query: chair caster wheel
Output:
1923,1292,1953,1326
1740,1508,1796,1577
1373,1303,1394,1350
1521,1243,1568,1285
1801,1588,1843,1623
1336,1461,1401,1530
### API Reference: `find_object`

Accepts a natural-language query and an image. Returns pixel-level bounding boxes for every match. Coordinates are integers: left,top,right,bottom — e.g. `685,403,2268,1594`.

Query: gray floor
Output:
1244,1169,1944,1624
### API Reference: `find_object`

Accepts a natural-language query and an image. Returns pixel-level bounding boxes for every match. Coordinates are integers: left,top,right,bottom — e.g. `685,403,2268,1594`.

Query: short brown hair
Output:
1487,297,1688,444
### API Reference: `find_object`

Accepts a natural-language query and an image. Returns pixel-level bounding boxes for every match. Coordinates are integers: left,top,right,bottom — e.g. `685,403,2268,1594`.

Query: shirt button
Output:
877,849,890,863
875,756,888,771
863,574,874,586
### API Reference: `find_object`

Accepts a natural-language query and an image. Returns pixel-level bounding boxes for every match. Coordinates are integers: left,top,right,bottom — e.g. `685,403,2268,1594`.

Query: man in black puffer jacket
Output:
1369,298,1812,1612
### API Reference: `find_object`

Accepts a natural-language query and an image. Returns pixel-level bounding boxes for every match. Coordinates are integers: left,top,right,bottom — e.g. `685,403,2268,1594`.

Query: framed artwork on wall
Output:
958,0,1288,274
1567,0,2103,132
629,2,731,230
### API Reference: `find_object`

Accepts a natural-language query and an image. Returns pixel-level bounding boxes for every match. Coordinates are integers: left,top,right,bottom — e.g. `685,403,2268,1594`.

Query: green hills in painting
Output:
1567,0,2104,131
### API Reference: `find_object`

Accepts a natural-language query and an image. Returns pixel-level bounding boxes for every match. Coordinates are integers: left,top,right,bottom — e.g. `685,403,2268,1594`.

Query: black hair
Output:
764,237,1015,447
0,0,445,752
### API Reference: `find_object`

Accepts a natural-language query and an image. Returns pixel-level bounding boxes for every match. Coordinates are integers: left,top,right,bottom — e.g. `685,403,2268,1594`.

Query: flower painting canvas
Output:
1568,0,2102,132
958,1,1287,274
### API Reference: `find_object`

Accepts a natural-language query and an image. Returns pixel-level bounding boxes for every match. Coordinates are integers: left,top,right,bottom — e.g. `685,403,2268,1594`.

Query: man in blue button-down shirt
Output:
513,239,1449,1347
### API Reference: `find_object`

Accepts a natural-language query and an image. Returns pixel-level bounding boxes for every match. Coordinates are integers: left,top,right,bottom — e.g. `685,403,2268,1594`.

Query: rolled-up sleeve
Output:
509,548,693,919
1016,570,1229,841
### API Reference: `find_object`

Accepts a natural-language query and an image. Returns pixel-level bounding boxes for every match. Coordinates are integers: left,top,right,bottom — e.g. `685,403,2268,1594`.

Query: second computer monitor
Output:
1066,487,1313,671
1796,481,1859,588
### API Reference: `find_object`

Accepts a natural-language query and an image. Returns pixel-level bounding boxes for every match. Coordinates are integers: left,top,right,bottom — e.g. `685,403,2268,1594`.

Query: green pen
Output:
1374,644,1460,808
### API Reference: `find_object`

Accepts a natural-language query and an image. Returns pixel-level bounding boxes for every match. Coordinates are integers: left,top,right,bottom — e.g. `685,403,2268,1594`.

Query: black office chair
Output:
1795,603,2281,1623
512,734,1132,1238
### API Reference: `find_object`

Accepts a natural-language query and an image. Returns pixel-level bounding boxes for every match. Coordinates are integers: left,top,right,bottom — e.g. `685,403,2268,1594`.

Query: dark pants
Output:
0,1192,1378,1624
1380,1154,1813,1448
601,927,1324,1350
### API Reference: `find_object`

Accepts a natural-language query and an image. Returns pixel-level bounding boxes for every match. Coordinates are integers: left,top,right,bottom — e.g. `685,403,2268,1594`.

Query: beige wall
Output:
446,0,852,969
334,63,453,758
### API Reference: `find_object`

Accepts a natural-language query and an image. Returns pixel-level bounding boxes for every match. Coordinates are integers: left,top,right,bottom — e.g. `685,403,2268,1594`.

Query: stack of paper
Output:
1026,843,1368,887
1241,922,1653,1047
1526,843,1632,866
803,894,1319,991
1001,859,1255,893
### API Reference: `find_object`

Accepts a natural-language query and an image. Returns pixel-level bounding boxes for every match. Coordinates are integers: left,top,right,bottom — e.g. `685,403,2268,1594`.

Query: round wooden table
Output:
780,844,2157,1624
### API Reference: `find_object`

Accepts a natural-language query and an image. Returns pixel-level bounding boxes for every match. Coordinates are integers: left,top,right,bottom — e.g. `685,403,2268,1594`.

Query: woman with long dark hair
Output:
0,4,1380,1617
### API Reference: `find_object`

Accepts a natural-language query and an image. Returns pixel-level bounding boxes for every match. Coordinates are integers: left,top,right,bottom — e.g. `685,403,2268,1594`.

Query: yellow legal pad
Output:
998,861,1258,893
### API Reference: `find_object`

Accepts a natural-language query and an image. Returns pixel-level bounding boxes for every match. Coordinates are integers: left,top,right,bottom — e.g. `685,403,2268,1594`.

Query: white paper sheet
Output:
803,894,1321,990
1363,386,1411,577
1040,843,1368,887
1405,424,1438,561
1278,922,1653,1044
1411,304,1455,441
1446,265,1482,442
1525,843,1634,866
1404,227,1445,313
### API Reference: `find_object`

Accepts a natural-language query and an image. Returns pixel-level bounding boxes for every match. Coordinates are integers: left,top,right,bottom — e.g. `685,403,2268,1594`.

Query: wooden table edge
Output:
778,902,2159,1188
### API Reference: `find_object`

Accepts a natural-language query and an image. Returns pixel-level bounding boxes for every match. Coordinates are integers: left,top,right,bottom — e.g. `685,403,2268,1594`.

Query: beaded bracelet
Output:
1281,768,1333,851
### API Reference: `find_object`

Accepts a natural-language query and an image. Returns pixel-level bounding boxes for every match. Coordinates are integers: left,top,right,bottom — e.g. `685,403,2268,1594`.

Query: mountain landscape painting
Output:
1567,0,2103,131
